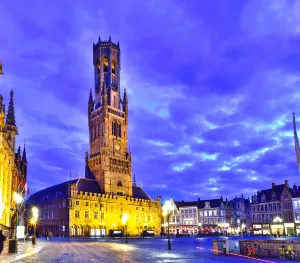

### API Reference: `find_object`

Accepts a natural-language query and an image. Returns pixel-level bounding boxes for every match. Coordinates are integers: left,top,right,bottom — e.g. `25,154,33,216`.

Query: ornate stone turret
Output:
5,90,18,152
0,95,5,127
0,60,4,75
21,143,28,179
15,146,21,171
88,89,94,120
133,174,136,187
6,90,16,126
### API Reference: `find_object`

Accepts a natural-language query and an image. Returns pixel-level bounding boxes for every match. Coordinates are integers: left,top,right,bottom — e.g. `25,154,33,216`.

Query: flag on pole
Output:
293,113,300,174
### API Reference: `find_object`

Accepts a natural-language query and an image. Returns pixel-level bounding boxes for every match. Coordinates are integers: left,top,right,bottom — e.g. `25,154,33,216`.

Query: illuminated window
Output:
85,211,89,219
103,57,108,72
112,60,115,74
94,212,98,219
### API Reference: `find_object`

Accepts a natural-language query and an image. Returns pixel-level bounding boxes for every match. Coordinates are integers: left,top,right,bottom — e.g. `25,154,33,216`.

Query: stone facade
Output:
164,198,226,236
87,37,132,196
25,38,162,237
68,180,161,236
0,84,27,231
251,180,300,236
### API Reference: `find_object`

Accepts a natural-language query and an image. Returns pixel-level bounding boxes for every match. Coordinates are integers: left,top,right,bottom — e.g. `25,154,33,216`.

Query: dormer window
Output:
261,195,266,202
205,202,211,208
272,194,276,201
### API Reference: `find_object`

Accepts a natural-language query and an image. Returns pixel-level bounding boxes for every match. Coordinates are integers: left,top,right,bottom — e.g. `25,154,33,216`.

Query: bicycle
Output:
278,245,296,261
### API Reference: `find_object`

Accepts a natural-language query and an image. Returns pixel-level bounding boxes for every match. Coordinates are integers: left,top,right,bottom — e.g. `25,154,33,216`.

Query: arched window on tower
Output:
103,57,108,73
119,124,122,137
97,59,101,74
112,122,115,135
112,59,115,74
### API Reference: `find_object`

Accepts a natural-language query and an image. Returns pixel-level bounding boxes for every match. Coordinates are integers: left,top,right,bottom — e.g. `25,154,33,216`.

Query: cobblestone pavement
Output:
0,237,292,263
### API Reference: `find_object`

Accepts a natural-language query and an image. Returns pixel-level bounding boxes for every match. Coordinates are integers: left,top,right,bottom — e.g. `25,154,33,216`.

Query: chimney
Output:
285,180,288,187
272,183,275,188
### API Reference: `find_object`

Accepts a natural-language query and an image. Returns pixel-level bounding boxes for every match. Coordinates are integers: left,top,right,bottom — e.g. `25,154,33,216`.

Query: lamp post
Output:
241,223,246,236
162,200,174,250
9,192,23,253
198,222,202,236
122,212,129,243
31,206,39,245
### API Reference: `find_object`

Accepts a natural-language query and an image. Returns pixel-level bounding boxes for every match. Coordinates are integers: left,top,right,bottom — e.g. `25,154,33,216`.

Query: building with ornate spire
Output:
0,63,28,231
293,113,300,175
25,38,162,237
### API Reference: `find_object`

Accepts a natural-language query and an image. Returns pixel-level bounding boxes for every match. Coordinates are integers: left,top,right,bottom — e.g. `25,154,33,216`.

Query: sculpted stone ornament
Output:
115,141,121,151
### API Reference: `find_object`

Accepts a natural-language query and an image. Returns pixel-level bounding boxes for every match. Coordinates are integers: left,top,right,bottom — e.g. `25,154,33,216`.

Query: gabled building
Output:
230,194,251,228
251,180,300,236
166,197,226,236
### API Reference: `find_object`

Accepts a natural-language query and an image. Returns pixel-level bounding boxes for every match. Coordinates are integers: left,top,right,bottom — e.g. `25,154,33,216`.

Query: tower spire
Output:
293,113,300,174
133,174,136,186
22,140,27,163
0,95,5,127
0,60,4,75
21,140,28,179
6,89,16,126
88,88,94,120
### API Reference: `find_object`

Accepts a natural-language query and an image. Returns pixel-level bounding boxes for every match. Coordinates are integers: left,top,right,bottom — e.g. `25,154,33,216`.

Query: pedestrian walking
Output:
49,231,53,240
0,230,6,254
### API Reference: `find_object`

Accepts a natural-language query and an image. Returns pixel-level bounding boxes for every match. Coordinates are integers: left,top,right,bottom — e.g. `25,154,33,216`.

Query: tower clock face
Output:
115,142,121,150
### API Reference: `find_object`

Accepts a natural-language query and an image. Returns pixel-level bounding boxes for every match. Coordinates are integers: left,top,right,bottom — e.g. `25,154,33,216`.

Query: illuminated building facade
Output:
0,84,28,231
251,180,300,236
25,38,162,237
163,198,226,235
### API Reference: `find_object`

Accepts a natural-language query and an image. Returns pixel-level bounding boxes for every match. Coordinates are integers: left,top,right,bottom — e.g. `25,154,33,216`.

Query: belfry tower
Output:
86,37,132,196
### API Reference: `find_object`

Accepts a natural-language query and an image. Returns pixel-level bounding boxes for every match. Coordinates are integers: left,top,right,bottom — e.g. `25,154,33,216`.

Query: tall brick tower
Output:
86,36,132,196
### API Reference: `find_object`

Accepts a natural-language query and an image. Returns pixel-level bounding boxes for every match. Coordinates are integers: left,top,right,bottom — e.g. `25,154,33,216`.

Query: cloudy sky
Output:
1,0,300,202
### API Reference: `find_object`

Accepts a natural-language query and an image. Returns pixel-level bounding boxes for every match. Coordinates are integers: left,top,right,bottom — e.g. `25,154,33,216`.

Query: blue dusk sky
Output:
1,0,300,202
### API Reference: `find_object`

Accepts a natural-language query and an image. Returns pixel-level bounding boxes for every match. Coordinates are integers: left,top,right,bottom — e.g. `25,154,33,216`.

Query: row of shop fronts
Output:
70,225,157,237
165,224,237,235
252,223,297,236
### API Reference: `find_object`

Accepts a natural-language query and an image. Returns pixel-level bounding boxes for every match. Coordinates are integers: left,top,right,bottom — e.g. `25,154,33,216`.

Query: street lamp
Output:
31,206,39,245
122,212,129,243
273,216,283,223
162,200,174,250
9,192,23,253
